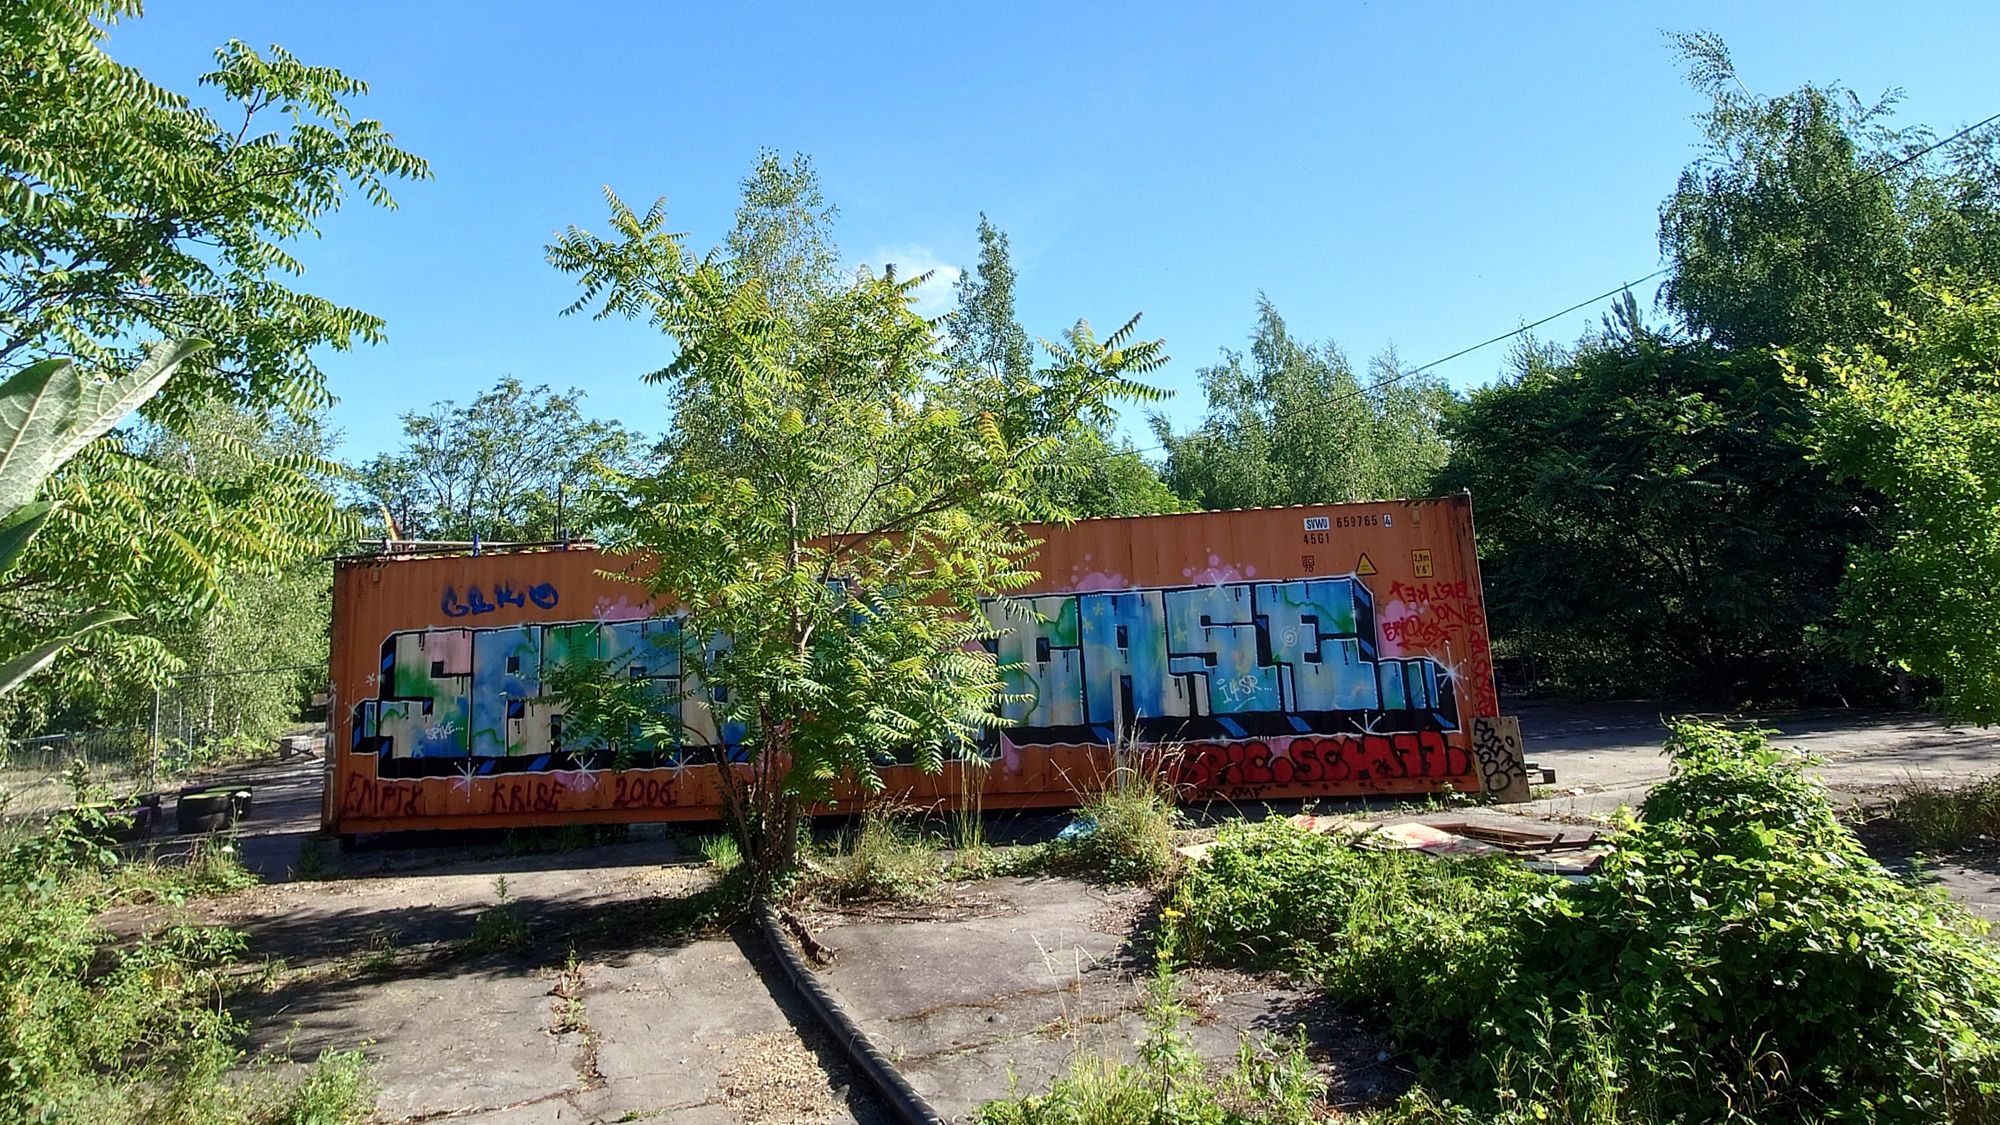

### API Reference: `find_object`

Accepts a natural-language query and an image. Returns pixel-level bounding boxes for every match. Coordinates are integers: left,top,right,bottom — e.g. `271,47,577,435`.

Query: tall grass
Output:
1873,773,2000,851
809,806,942,902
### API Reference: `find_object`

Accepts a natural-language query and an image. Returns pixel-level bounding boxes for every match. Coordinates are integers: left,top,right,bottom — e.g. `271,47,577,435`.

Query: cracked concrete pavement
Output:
123,701,2000,1122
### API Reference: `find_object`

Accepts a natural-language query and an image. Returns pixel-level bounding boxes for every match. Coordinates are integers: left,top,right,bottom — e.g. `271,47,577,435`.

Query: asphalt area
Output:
101,702,2000,1123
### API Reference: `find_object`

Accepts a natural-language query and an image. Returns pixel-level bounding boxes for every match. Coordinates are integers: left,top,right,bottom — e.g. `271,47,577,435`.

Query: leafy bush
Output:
1173,722,2000,1124
0,810,374,1121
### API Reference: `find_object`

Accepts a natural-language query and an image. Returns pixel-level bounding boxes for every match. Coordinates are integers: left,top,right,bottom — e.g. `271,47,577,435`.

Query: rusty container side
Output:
327,497,1513,836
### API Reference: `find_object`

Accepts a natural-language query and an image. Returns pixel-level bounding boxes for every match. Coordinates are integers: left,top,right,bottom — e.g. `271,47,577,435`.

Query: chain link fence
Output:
0,662,327,817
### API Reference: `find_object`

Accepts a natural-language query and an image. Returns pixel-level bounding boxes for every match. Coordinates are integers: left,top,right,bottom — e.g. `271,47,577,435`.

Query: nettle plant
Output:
549,190,1165,887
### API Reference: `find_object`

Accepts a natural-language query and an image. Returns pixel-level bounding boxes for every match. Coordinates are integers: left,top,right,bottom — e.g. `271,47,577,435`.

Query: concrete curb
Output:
754,898,945,1125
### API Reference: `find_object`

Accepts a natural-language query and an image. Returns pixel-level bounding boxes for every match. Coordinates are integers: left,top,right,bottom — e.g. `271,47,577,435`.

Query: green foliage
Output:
1051,771,1182,886
542,651,674,768
697,833,742,874
1438,299,1874,701
977,969,1320,1125
0,805,375,1122
1154,298,1451,509
351,378,646,544
548,177,1163,885
947,215,1034,383
1791,277,2000,721
1174,722,2000,1124
725,149,843,330
465,876,531,954
0,0,430,422
808,808,941,903
1659,32,2000,353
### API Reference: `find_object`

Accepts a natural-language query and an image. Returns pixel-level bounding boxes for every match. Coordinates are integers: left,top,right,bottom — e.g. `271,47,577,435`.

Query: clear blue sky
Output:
105,2,2000,462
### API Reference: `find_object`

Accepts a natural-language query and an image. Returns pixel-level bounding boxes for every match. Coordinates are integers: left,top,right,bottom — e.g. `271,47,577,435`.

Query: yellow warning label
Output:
1411,549,1434,578
1354,552,1377,576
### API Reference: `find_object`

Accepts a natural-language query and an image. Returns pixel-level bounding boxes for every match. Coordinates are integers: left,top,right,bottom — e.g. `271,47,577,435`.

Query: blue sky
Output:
105,2,2000,462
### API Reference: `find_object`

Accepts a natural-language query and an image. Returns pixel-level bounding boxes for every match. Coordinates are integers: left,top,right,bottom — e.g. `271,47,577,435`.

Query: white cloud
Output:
858,245,962,318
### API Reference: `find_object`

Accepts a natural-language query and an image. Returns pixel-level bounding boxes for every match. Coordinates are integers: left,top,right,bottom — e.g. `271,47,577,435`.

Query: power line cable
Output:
1132,107,2000,459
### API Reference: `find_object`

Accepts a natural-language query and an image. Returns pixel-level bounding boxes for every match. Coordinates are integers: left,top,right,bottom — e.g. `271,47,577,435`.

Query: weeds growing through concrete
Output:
1870,773,2000,852
808,807,942,903
465,875,531,954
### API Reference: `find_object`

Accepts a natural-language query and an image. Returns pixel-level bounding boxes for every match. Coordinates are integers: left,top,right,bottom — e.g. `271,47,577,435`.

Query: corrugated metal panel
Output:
326,497,1519,834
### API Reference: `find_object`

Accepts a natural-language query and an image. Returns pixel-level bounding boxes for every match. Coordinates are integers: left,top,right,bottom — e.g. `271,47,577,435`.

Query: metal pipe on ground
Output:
753,898,943,1125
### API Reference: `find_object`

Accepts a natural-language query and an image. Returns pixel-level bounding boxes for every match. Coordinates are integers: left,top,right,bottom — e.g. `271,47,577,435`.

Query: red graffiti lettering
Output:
1175,733,1475,795
340,774,423,819
612,774,679,809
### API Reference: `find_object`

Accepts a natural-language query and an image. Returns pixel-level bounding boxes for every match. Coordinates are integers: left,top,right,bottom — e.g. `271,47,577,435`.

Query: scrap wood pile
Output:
1177,813,1607,876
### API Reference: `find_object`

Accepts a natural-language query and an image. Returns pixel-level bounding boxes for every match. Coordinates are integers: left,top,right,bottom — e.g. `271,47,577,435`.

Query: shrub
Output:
1173,722,2000,1124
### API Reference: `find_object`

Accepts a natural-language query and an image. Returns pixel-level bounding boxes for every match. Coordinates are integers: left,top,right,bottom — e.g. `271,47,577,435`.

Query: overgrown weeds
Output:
1047,761,1182,886
1868,772,2000,852
807,807,942,903
978,965,1319,1124
0,807,377,1122
1171,721,2000,1124
464,875,531,954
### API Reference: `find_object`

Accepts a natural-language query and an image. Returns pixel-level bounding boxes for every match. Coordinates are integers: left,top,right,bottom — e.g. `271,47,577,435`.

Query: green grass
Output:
1870,773,2000,852
807,807,942,903
697,832,742,874
1047,770,1182,886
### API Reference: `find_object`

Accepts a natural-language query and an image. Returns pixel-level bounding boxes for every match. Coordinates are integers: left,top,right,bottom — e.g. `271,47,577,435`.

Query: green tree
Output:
945,215,1033,381
0,1,430,420
724,149,842,331
941,215,1181,518
0,341,209,701
352,378,644,543
1438,297,1873,701
549,189,1164,885
1153,298,1451,509
1791,276,2000,722
1659,31,2000,353
0,2,422,722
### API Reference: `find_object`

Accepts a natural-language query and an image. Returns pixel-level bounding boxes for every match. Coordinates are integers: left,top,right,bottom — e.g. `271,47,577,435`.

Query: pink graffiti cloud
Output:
1068,570,1129,592
592,597,652,623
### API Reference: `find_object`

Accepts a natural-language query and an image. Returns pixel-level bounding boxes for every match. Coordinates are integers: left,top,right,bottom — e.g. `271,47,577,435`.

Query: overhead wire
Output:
1128,107,2000,459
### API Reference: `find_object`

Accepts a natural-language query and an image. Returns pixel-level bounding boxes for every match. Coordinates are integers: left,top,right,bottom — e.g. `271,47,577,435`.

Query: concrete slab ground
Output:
97,702,2000,1122
795,877,1400,1122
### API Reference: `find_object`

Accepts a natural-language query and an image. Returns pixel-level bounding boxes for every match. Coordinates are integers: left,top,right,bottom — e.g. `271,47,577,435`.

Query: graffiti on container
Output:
986,575,1459,745
352,573,1469,782
352,615,745,779
1470,715,1530,799
442,581,559,618
1176,731,1473,796
339,774,424,819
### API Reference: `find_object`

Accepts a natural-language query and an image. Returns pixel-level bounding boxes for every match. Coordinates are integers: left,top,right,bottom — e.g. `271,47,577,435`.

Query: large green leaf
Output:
0,500,52,577
0,339,211,512
0,608,132,697
0,358,82,512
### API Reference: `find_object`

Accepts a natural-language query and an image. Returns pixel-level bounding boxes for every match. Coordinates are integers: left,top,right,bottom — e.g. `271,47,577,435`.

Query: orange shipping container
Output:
325,495,1528,836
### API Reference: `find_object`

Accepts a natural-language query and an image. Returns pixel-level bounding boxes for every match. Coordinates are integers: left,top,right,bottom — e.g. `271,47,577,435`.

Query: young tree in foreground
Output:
1791,276,2000,723
549,189,1164,885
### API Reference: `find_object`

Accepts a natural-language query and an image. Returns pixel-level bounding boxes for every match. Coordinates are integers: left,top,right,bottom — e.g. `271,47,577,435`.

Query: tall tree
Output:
1437,297,1873,701
1153,298,1451,509
550,189,1165,885
1791,277,2000,722
0,1,422,717
1659,31,2000,353
945,215,1033,381
0,0,430,421
941,216,1182,517
724,149,842,330
352,379,643,543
